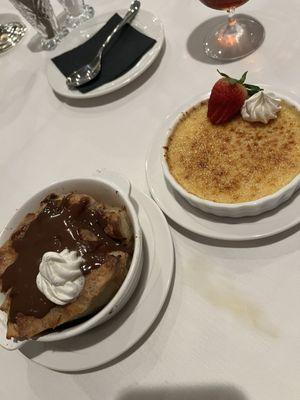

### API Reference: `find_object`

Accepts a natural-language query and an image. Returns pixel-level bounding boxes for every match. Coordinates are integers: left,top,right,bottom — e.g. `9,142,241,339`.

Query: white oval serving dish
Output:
161,92,300,218
0,170,143,346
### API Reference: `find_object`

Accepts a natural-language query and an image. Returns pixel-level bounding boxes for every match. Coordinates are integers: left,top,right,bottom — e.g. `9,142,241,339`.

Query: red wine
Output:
200,0,248,10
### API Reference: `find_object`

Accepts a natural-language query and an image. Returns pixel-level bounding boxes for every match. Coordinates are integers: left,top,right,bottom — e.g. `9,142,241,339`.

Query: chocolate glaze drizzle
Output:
1,194,128,322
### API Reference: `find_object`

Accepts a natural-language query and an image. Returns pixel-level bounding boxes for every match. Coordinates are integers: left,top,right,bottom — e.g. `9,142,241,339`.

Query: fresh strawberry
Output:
207,71,261,125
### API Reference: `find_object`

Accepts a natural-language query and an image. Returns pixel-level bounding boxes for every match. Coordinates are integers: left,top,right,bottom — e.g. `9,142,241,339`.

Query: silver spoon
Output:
66,0,141,90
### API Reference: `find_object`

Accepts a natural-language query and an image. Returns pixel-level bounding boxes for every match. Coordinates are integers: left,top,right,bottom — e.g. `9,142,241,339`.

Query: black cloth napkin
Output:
52,13,157,94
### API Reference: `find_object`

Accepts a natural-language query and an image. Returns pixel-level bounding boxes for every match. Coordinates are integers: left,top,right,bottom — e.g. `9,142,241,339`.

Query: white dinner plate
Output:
19,188,174,372
46,9,164,99
146,91,300,241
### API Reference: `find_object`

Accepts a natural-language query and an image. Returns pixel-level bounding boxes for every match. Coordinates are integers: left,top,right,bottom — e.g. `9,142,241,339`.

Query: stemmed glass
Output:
58,0,95,29
199,0,265,61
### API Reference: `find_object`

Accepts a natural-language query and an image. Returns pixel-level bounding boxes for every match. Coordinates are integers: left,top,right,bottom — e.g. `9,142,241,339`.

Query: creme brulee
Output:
165,100,300,203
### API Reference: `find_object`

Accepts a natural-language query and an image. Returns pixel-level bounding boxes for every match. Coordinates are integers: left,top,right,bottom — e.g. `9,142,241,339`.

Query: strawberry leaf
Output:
244,84,263,97
238,71,248,84
217,69,231,79
217,70,237,84
217,70,248,85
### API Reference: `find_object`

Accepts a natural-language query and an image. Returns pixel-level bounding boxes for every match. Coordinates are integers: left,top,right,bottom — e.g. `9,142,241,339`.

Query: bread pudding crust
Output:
165,100,300,203
0,193,133,339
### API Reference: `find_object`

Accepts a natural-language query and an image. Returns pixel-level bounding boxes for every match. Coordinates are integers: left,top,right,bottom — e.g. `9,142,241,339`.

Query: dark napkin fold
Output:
52,13,157,94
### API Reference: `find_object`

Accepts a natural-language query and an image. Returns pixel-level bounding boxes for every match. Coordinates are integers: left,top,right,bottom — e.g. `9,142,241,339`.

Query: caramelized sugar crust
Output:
165,100,300,203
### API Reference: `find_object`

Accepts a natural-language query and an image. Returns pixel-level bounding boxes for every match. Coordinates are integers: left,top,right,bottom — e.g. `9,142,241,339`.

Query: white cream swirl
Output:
36,249,85,306
241,91,281,124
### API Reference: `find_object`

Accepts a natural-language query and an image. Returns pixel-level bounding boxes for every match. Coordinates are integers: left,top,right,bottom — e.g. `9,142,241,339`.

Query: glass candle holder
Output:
9,0,62,50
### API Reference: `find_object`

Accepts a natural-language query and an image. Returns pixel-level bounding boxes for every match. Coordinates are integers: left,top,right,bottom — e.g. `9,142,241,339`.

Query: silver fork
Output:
66,0,141,90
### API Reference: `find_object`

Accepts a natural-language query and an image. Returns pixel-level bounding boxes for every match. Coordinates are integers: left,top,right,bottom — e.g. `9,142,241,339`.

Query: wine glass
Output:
199,0,265,61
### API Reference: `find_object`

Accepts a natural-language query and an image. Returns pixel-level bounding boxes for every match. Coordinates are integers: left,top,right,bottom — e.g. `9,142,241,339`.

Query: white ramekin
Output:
161,92,300,218
0,171,143,343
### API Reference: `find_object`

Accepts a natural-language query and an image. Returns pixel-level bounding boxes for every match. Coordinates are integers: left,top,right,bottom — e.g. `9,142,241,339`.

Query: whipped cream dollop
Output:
36,249,85,306
241,91,281,124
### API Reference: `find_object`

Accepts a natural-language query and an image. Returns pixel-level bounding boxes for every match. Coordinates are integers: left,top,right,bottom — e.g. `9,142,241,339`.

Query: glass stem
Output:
228,7,236,22
225,7,238,35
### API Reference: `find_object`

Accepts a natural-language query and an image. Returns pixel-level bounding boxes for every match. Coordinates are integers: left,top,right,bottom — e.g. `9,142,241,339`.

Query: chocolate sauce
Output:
1,194,128,322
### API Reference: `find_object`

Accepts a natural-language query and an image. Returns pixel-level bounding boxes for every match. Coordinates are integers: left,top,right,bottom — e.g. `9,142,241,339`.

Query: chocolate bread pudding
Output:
0,193,133,340
165,100,300,203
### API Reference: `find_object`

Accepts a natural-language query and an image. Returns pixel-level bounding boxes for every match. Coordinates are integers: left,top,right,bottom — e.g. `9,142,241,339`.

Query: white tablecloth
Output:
0,0,299,399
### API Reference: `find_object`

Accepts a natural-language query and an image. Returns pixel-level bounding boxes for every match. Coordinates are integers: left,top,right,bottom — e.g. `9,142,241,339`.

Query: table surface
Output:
0,0,300,399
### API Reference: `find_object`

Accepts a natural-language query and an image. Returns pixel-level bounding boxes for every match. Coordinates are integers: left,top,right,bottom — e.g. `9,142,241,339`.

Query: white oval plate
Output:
146,89,300,241
19,188,174,371
46,9,164,99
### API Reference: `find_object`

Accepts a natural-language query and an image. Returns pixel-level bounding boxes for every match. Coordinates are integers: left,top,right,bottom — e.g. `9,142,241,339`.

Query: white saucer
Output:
19,188,174,372
145,101,300,241
46,9,164,99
